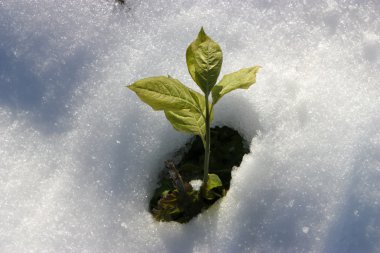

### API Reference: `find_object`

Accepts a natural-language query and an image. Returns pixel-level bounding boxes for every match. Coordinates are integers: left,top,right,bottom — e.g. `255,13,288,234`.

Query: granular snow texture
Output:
0,0,379,252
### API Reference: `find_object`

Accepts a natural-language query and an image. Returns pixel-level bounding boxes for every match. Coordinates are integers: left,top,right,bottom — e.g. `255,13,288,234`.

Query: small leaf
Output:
153,190,183,221
128,76,204,113
186,27,223,94
203,173,223,200
212,66,261,105
206,173,223,191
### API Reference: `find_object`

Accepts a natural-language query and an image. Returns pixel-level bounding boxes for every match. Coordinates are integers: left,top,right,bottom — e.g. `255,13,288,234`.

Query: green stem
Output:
202,92,211,193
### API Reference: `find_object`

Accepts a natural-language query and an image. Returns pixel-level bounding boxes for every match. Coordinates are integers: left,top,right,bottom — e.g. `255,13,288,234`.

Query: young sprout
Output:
127,27,260,196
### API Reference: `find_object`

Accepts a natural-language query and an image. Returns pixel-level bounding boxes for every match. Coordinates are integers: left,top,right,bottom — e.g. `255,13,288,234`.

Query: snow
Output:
1,0,380,252
190,180,203,191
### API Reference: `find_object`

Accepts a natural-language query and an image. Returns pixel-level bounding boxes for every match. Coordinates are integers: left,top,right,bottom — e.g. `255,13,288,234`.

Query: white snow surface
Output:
1,0,380,252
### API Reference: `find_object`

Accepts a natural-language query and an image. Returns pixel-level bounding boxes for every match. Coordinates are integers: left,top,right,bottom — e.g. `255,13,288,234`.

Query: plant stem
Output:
202,92,211,193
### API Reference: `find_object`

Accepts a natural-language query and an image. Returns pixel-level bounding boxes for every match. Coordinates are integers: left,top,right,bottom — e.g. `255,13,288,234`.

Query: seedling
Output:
128,27,260,207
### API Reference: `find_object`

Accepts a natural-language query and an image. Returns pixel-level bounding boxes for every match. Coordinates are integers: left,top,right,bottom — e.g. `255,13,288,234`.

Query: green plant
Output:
127,27,260,198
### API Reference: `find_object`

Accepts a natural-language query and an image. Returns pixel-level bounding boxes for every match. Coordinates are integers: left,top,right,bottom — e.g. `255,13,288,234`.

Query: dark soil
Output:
149,126,250,223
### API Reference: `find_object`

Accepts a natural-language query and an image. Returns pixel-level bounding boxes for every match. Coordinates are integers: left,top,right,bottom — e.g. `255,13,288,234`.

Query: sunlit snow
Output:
1,0,379,252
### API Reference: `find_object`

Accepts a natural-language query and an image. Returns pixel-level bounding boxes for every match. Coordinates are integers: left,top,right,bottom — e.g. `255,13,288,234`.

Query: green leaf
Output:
212,66,261,105
186,27,223,94
128,76,212,139
164,98,214,144
204,173,223,200
206,173,223,191
165,109,206,144
128,76,204,113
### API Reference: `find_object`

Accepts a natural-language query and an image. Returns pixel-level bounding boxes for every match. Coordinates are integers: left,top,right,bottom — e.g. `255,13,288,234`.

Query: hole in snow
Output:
149,126,251,223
